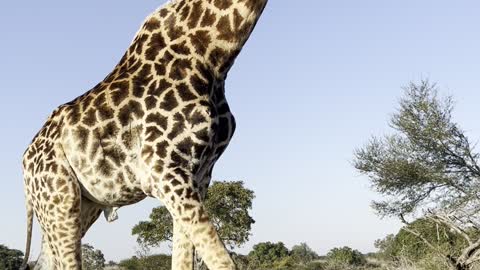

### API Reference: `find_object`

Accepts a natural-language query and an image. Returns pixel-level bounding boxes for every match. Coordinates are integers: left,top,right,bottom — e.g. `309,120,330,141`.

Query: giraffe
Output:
20,0,268,269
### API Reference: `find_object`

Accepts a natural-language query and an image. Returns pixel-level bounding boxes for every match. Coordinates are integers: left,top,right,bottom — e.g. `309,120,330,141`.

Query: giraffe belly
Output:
75,160,147,207
63,123,148,207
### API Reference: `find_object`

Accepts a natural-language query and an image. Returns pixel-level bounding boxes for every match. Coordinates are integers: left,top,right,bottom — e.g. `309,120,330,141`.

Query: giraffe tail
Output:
20,199,34,270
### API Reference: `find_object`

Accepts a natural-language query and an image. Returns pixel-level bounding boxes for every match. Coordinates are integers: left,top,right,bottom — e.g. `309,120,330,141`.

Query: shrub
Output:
248,242,290,269
291,243,320,265
326,246,367,267
302,261,326,270
118,255,171,270
0,244,24,270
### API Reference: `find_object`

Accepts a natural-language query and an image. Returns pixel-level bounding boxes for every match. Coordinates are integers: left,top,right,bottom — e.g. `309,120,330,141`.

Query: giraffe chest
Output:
165,97,236,171
189,96,236,185
210,106,236,161
143,94,236,181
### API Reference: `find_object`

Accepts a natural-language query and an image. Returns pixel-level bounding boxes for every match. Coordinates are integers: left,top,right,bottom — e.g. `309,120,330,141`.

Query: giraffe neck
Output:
108,0,267,86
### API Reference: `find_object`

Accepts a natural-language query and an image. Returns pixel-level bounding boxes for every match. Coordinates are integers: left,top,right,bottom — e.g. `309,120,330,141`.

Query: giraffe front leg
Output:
154,170,235,270
171,175,213,270
172,219,194,270
179,205,235,270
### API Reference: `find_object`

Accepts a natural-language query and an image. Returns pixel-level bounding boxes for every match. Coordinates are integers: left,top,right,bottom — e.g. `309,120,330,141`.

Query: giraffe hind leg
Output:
28,153,83,269
33,197,102,270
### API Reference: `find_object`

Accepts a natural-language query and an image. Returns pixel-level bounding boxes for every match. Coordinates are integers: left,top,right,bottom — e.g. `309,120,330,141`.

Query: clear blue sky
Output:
2,0,480,262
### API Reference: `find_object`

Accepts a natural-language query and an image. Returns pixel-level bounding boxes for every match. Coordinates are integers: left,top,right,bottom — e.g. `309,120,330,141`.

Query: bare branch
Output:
426,214,472,245
401,226,447,259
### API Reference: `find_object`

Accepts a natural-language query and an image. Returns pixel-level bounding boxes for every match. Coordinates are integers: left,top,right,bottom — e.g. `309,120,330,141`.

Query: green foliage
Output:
326,246,367,267
231,253,250,270
374,234,396,260
271,256,297,269
81,243,105,270
119,255,171,270
119,256,141,270
354,81,480,268
301,261,326,270
353,81,480,218
137,254,171,270
132,181,255,249
415,254,451,270
204,181,255,248
376,219,469,263
0,244,24,270
291,243,320,265
132,206,173,247
247,241,290,269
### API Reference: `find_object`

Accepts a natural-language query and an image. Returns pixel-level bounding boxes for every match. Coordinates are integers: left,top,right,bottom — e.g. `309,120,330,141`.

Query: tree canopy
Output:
354,81,480,269
82,243,106,270
132,206,173,247
354,81,480,219
132,181,255,249
0,244,24,270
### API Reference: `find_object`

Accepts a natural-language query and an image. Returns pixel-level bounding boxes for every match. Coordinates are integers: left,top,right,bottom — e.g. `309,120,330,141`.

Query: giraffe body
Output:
21,0,268,269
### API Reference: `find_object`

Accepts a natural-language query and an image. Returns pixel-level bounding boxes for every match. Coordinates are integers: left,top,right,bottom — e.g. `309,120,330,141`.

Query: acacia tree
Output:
132,181,255,268
354,81,480,270
132,206,173,248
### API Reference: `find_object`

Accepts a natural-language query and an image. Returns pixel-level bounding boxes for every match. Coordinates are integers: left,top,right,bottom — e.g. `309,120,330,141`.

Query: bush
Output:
119,255,171,270
291,243,319,265
374,219,471,265
300,261,326,270
326,246,367,267
415,255,451,270
0,244,24,270
231,253,249,270
271,256,297,269
248,242,290,269
119,256,141,270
